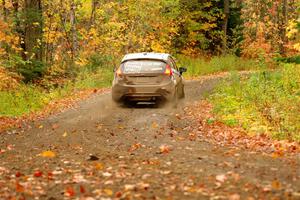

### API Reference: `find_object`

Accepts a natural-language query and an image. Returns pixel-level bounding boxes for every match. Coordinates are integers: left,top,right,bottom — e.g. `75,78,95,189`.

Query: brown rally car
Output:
112,52,187,105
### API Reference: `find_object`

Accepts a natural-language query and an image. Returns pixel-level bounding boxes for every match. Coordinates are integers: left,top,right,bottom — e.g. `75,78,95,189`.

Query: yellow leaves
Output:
159,145,171,154
75,58,88,67
118,125,125,130
271,180,281,190
151,42,166,53
32,22,40,27
151,122,159,129
40,151,56,158
286,19,300,52
62,131,68,137
103,188,113,196
94,163,104,170
201,23,217,31
129,143,142,152
203,2,212,8
293,43,300,52
286,19,299,39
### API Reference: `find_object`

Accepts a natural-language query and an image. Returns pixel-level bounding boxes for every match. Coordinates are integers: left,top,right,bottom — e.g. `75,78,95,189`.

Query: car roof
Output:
121,52,170,63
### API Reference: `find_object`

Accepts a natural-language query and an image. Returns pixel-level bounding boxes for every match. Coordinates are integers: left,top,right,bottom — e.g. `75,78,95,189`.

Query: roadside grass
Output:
177,55,257,79
0,68,113,117
209,64,300,142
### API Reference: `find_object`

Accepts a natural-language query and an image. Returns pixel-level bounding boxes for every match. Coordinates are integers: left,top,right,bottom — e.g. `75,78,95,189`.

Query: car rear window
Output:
122,60,166,74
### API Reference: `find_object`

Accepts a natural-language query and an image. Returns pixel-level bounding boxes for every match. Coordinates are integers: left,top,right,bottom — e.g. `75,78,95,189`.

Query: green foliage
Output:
74,68,113,89
0,85,48,117
17,61,46,82
85,54,116,72
210,64,300,141
178,55,257,78
0,68,113,117
274,56,300,64
174,0,224,54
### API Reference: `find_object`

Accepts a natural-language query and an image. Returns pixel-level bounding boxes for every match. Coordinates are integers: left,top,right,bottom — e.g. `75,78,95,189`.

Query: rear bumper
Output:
112,81,175,102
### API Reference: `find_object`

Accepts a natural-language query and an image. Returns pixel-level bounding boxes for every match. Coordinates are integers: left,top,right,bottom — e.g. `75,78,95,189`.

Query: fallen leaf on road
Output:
229,194,240,200
34,170,43,177
65,186,75,197
231,173,241,182
40,150,56,158
142,174,151,179
160,170,172,175
87,154,99,161
47,172,53,180
129,143,142,152
15,181,25,193
104,180,114,185
159,145,170,154
189,132,197,141
118,125,125,129
124,184,135,191
104,188,113,196
115,191,122,198
80,185,86,194
271,180,281,190
51,123,59,130
216,174,227,183
62,131,68,137
152,122,158,129
272,150,284,158
137,182,150,190
103,172,112,177
15,172,22,177
95,163,104,170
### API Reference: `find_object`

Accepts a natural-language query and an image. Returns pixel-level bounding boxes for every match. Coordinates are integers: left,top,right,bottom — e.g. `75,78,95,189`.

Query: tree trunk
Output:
70,0,77,61
24,0,43,61
2,0,8,21
12,0,26,60
90,0,98,27
279,0,288,55
222,0,230,54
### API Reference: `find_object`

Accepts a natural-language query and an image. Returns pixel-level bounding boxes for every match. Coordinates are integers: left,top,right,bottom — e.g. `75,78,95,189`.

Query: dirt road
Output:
0,78,300,200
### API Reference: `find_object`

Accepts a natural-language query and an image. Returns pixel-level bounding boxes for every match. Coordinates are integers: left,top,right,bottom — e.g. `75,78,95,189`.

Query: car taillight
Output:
164,65,173,76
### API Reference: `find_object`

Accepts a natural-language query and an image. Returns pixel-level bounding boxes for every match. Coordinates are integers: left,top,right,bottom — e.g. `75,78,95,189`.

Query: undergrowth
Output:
177,55,257,78
210,64,300,141
0,68,113,117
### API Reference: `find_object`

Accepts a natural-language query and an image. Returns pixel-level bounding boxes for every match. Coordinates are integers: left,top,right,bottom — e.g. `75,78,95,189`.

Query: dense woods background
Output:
0,0,299,83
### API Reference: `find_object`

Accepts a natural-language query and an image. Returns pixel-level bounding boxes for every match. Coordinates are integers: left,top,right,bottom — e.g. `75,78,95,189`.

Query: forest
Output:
0,0,300,140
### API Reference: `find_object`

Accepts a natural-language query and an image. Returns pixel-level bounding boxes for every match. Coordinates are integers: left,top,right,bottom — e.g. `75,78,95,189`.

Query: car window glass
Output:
122,60,166,74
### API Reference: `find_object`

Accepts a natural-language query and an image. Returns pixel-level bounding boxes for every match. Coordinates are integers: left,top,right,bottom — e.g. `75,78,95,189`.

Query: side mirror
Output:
179,67,187,74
